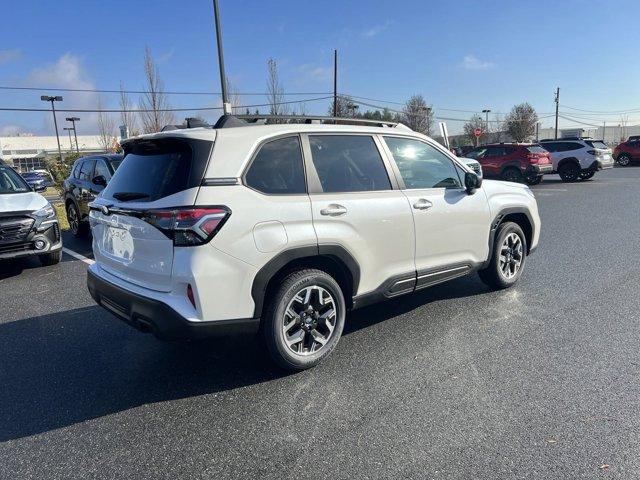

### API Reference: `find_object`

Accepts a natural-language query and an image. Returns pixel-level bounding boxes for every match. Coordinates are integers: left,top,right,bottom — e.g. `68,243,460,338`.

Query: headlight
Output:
34,203,56,219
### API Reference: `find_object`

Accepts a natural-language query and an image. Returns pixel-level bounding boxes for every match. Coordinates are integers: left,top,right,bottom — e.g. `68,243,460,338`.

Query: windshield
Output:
0,166,31,194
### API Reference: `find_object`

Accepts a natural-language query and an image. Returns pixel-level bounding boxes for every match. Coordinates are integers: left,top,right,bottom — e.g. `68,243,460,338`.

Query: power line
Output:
560,104,640,114
0,85,333,96
0,96,333,113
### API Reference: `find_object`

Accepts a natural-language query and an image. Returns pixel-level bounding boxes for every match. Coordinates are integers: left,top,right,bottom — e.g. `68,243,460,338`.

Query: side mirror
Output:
464,171,482,194
34,183,47,192
92,175,107,187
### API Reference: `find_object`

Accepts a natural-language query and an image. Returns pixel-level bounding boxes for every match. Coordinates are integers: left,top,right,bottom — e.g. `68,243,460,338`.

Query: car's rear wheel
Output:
525,175,543,186
617,154,631,167
66,202,87,237
262,269,345,370
579,170,596,180
39,250,61,266
478,222,527,289
501,168,523,183
558,162,580,182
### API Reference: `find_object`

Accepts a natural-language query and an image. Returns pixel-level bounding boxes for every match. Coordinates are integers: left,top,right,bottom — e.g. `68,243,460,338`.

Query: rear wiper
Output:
112,192,150,201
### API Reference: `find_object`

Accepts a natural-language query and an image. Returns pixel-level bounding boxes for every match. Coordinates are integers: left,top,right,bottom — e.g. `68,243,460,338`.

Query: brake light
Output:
586,150,597,156
142,207,230,246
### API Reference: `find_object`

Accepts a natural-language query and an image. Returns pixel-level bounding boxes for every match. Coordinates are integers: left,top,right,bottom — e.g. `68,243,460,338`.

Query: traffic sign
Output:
474,128,482,137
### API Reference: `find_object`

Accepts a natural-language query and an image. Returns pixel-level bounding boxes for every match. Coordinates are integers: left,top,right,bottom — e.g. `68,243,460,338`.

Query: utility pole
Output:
554,87,560,139
212,0,231,115
536,122,540,142
66,117,80,153
333,49,338,118
63,127,74,150
482,109,491,141
41,95,63,162
602,121,606,142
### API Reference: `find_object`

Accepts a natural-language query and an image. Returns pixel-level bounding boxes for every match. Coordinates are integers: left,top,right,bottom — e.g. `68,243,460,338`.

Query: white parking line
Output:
62,247,95,265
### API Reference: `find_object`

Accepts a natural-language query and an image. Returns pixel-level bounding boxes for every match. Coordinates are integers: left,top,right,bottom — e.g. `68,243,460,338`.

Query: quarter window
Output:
309,135,391,193
384,137,462,189
245,136,306,194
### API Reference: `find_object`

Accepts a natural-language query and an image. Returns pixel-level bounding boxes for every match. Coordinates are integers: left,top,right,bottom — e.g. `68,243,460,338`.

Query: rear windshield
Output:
526,146,546,154
102,138,210,202
585,140,608,149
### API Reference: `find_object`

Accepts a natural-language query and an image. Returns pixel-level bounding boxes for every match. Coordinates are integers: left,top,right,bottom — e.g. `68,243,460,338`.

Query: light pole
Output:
482,109,491,140
212,0,231,115
66,117,80,153
63,127,74,151
41,95,63,162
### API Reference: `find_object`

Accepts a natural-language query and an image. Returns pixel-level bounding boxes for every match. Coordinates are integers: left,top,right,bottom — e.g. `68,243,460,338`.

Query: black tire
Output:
66,202,88,237
39,250,62,266
501,168,524,183
261,268,346,371
525,175,543,186
478,222,527,289
558,162,580,182
579,170,595,181
617,154,631,167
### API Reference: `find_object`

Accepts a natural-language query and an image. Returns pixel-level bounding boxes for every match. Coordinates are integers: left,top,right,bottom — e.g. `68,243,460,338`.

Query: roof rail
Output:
220,114,405,129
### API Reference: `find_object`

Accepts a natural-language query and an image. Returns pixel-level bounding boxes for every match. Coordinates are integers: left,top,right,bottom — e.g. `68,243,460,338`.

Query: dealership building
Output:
0,135,103,172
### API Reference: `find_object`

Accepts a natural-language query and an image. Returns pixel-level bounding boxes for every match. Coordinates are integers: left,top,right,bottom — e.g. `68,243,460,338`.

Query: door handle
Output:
320,204,347,216
413,199,433,210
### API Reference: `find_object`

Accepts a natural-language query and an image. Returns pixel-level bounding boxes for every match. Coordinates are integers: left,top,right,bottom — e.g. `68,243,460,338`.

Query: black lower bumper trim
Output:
87,268,259,340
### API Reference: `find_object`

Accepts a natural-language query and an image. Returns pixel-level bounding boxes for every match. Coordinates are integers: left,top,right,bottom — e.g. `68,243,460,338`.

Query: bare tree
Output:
266,58,289,119
463,114,485,146
620,114,629,142
504,103,538,142
328,95,354,118
403,95,434,135
139,46,175,133
97,97,117,152
119,81,138,137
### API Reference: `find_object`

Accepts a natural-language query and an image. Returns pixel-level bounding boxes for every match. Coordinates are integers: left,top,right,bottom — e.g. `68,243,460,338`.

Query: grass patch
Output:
44,187,60,197
53,203,70,231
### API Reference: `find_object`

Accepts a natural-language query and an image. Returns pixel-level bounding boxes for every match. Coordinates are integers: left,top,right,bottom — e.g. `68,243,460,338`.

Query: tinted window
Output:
109,159,122,173
309,135,391,192
78,159,95,181
562,142,583,151
527,145,547,153
464,148,485,159
103,139,198,202
72,162,82,179
485,146,507,156
0,166,30,193
384,137,461,189
540,142,558,152
245,136,306,194
585,140,608,149
94,159,111,180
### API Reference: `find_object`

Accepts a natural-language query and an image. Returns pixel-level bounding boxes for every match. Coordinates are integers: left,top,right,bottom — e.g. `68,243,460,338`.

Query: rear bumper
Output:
87,267,259,340
588,159,614,171
528,164,553,175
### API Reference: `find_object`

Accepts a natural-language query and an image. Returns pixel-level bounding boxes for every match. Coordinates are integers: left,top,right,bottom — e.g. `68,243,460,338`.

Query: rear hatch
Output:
90,136,213,292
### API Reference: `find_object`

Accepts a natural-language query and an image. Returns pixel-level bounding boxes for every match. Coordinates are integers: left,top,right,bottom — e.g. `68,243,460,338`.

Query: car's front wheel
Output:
479,222,527,289
617,154,631,167
262,269,345,370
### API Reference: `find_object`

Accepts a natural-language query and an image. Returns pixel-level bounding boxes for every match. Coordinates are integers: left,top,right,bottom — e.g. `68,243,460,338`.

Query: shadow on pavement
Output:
0,275,489,441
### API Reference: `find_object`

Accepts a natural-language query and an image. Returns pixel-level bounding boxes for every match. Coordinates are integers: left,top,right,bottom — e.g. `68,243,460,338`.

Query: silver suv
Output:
540,138,614,181
87,116,541,370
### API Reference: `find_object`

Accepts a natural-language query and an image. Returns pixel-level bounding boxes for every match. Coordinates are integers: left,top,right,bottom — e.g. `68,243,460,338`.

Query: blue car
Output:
20,171,48,192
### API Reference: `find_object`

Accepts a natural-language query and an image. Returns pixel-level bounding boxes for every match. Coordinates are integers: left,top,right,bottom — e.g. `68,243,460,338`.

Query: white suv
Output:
87,116,540,370
539,138,614,181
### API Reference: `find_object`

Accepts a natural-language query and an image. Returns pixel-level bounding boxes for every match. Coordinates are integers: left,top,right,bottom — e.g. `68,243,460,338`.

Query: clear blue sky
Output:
1,0,639,135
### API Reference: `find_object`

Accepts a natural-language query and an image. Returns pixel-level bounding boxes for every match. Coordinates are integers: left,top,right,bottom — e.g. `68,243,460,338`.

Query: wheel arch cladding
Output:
558,157,580,168
251,245,360,318
488,208,534,258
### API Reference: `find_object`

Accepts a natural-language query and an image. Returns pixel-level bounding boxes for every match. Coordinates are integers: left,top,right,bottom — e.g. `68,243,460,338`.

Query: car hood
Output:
482,178,532,192
0,192,48,214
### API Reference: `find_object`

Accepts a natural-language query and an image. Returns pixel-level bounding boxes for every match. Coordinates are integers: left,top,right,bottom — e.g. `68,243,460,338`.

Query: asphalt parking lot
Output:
1,167,639,479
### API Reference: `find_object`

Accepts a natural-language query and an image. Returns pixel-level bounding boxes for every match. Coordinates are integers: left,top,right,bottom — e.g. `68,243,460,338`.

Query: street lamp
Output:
65,117,80,153
63,127,74,151
41,95,63,162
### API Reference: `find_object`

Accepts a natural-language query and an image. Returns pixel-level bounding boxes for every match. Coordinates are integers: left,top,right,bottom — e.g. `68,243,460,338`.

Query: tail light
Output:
587,149,598,156
142,207,230,246
527,154,549,164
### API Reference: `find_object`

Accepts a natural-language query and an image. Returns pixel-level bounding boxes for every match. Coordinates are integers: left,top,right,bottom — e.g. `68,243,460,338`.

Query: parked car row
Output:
458,137,615,184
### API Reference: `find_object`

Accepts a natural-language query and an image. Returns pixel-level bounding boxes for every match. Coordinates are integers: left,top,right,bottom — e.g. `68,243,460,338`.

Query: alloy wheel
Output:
282,285,337,356
618,155,631,166
67,205,79,234
499,232,523,279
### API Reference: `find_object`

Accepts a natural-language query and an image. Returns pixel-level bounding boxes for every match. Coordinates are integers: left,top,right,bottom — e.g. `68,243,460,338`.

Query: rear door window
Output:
245,136,306,194
102,138,211,202
309,135,391,192
78,159,95,181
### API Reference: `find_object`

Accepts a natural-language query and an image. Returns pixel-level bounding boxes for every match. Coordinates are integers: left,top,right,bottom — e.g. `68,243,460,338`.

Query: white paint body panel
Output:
0,191,48,213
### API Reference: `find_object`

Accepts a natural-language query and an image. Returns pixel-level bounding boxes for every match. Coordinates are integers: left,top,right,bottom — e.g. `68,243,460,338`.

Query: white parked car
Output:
87,116,541,370
539,138,614,181
0,164,62,265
